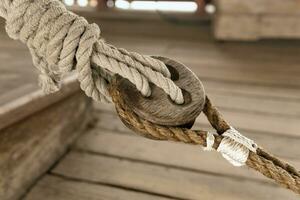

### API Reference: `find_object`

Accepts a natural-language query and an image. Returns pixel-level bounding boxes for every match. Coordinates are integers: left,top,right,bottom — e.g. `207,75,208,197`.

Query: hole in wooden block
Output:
166,64,180,81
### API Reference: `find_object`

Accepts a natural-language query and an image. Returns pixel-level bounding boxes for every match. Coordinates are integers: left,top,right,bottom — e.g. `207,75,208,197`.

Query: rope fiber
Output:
1,0,300,195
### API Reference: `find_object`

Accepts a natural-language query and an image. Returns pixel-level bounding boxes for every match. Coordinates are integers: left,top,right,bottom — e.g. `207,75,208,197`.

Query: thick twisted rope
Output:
108,80,300,194
0,0,184,104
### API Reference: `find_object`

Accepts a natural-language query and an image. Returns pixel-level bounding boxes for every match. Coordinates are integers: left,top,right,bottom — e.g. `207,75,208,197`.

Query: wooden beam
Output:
0,77,93,200
0,76,80,130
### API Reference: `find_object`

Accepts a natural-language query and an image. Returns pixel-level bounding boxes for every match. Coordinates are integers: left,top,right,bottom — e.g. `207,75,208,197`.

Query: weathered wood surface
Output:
0,84,92,200
216,0,300,15
25,175,172,200
50,150,298,200
75,129,300,181
0,76,79,130
214,0,300,40
214,14,300,41
1,10,298,200
214,15,259,41
0,19,96,200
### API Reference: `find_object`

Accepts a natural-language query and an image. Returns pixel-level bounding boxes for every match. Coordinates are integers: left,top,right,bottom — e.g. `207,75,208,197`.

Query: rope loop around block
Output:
0,0,184,104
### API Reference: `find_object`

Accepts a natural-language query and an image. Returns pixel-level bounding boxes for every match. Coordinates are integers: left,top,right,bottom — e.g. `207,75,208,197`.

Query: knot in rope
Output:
0,0,184,104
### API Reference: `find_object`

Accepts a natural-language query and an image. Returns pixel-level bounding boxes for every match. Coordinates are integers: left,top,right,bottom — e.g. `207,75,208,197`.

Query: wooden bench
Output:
0,76,93,200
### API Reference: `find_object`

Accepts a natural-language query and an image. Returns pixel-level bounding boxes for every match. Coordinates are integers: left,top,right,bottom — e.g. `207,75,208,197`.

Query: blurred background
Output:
1,0,300,200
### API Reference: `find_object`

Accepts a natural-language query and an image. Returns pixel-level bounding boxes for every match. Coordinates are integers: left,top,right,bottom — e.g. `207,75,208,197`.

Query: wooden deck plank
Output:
207,92,300,117
105,35,300,87
1,28,300,103
106,35,300,70
25,175,172,200
203,80,300,101
105,32,300,53
74,129,300,180
92,108,300,160
189,64,300,88
0,91,92,200
52,151,299,200
197,109,300,137
108,36,300,102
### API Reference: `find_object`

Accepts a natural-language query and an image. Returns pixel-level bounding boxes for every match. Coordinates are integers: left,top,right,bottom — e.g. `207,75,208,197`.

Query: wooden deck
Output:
1,11,300,200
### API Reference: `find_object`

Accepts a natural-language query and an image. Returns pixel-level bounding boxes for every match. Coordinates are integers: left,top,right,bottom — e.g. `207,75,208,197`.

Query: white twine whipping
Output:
217,127,257,167
202,127,258,167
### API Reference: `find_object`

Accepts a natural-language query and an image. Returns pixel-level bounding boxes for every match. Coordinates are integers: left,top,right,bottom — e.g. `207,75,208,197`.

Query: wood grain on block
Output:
214,15,259,41
52,151,299,200
0,90,92,200
216,0,300,15
115,56,205,126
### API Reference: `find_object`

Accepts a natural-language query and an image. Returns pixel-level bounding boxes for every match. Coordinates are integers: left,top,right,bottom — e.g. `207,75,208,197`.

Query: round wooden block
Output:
115,56,206,126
